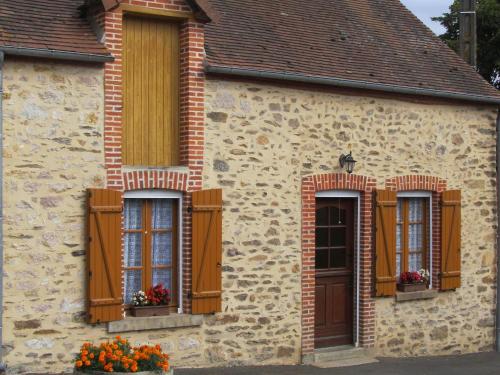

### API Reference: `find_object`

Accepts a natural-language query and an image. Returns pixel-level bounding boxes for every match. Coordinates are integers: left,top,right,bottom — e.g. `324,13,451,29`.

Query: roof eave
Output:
0,46,114,63
205,65,500,106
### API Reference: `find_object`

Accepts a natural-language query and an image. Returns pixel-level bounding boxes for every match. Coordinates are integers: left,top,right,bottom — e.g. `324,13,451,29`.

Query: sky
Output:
400,0,454,35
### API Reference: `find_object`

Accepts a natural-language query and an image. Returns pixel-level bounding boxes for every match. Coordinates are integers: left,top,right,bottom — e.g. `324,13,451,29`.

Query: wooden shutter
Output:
191,189,222,314
123,15,180,167
375,190,397,297
87,189,123,323
440,190,461,290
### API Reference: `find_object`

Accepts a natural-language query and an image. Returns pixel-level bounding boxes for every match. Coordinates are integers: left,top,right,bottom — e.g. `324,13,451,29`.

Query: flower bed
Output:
74,337,171,374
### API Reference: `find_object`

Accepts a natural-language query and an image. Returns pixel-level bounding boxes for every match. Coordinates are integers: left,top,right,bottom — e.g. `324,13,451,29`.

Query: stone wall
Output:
2,63,497,373
202,79,498,358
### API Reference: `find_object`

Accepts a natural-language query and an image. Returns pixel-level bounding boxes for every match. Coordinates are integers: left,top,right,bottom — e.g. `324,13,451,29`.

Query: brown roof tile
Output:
0,0,110,59
203,0,500,102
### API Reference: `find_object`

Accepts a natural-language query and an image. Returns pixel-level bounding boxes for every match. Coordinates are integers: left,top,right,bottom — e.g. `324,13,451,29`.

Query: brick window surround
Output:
97,0,206,314
301,173,377,357
385,175,447,290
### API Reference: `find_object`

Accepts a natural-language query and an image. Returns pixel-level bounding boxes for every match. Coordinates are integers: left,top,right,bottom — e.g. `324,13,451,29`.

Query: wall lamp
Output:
339,151,357,174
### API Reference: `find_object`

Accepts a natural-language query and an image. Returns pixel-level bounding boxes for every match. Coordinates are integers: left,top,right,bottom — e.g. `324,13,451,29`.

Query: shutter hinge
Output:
89,236,92,242
89,270,92,278
187,291,192,299
187,206,193,214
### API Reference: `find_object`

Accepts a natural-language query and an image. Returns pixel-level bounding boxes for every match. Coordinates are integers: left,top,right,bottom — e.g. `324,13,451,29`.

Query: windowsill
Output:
395,289,437,302
121,165,190,173
108,314,203,333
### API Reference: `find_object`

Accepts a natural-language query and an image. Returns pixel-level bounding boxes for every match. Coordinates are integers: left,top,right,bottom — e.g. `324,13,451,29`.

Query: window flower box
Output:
397,282,426,293
130,305,170,318
75,371,172,375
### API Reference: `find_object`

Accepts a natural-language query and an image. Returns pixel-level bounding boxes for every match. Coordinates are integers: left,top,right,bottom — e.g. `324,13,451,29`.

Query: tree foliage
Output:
432,0,500,88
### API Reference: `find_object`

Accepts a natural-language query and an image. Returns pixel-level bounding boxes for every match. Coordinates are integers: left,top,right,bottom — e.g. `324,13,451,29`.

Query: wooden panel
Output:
192,189,223,314
87,189,123,323
441,190,461,290
123,16,180,167
375,190,397,297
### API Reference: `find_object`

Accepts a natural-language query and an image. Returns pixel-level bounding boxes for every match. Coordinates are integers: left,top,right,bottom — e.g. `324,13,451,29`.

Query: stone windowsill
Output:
395,289,438,302
108,314,203,333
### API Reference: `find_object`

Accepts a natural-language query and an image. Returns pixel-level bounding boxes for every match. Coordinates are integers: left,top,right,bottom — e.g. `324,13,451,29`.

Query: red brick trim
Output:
122,170,190,191
385,175,447,290
301,173,377,357
102,0,205,191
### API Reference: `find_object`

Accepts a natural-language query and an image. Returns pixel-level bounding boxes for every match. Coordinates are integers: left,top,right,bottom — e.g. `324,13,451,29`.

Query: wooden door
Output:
314,198,354,348
123,15,180,167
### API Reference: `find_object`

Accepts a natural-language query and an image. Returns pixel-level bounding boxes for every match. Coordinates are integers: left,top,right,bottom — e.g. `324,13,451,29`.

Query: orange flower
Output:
85,360,91,366
75,360,83,368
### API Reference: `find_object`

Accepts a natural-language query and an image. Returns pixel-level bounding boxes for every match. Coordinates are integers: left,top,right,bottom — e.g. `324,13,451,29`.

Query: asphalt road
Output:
177,352,500,375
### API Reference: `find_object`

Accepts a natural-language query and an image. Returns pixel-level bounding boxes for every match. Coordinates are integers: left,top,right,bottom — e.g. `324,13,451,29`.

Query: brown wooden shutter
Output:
440,190,461,290
191,189,222,314
87,189,123,323
375,189,397,297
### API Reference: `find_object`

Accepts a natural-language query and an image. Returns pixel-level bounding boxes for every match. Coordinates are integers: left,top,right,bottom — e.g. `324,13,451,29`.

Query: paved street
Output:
178,352,500,375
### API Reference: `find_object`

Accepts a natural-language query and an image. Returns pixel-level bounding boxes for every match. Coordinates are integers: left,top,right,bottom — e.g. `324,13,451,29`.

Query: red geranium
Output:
145,284,171,306
399,271,423,284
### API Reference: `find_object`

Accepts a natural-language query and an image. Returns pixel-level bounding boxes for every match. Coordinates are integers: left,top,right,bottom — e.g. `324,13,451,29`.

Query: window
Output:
396,197,429,277
123,198,179,308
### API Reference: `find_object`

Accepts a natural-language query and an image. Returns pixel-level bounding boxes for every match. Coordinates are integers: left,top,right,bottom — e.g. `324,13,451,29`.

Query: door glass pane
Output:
330,248,346,268
124,199,142,229
316,228,329,248
330,206,346,225
124,269,142,304
124,232,142,267
315,249,329,269
152,232,172,266
316,206,329,226
153,268,172,290
331,227,346,247
152,199,173,229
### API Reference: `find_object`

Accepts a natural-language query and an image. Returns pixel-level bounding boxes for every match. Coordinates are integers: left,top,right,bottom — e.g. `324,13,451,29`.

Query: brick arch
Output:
385,175,447,290
301,173,376,359
122,170,190,192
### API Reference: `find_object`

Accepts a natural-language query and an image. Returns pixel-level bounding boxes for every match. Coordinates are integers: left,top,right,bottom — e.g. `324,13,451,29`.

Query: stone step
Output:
312,346,379,368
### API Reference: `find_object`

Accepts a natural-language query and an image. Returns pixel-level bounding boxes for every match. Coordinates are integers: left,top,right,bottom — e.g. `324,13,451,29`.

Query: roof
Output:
203,0,500,104
0,0,111,62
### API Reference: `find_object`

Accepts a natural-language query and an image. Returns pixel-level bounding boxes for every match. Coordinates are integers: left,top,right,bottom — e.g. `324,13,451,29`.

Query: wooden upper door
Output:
314,198,355,348
123,15,180,167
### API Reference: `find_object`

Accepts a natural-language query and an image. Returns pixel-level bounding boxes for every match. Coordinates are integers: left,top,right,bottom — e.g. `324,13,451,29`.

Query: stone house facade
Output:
0,0,500,373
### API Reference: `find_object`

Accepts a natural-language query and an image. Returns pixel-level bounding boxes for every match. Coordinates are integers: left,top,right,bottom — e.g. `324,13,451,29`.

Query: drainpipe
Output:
0,50,5,372
496,109,500,353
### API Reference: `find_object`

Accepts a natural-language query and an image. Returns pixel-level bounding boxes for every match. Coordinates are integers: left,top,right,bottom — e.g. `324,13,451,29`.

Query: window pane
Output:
409,198,423,222
397,200,402,222
152,199,173,229
316,228,329,248
396,253,401,277
409,224,423,251
330,248,346,268
315,249,329,269
152,232,172,266
153,268,172,290
409,252,423,272
396,224,402,253
124,233,142,267
124,199,142,229
330,206,346,225
316,206,329,226
124,269,142,304
331,227,346,247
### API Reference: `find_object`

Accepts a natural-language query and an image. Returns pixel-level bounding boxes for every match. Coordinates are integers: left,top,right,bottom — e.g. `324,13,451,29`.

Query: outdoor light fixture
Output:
339,151,357,174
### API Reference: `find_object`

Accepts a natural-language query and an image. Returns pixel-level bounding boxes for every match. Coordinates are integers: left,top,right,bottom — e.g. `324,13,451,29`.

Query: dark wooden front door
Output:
314,198,354,348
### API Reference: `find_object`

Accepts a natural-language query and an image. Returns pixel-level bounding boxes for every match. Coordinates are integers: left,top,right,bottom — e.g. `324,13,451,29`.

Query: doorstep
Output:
310,346,378,368
108,314,203,333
